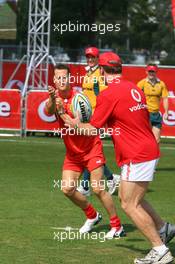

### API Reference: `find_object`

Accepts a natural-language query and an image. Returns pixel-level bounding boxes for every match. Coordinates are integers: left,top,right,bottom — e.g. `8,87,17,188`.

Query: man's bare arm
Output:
163,97,169,120
45,86,56,115
64,114,98,136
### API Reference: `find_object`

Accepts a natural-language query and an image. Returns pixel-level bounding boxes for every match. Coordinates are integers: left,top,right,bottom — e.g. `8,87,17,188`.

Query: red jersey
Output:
56,89,103,159
90,77,160,167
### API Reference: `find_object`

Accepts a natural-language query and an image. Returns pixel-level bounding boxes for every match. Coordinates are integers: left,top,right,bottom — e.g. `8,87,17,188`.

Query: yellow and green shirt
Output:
82,65,107,112
137,78,169,113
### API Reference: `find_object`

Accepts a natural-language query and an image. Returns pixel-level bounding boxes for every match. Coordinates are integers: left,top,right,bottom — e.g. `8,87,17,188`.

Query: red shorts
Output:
63,142,105,172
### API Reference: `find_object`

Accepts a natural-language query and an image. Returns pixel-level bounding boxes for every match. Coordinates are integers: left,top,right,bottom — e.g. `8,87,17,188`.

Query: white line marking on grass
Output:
51,226,79,231
0,138,175,150
0,29,16,32
0,138,63,145
160,147,175,150
0,139,18,142
0,133,19,137
103,142,175,150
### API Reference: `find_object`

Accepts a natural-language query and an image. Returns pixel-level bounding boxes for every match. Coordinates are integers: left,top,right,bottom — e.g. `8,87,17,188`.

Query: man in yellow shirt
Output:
77,47,120,196
137,64,169,143
82,47,107,110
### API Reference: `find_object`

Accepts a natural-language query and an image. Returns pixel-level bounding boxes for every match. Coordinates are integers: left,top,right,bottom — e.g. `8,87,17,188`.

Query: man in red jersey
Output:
64,53,175,264
45,64,125,239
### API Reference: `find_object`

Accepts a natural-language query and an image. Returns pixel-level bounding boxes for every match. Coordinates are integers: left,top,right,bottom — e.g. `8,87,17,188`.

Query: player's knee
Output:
92,186,104,196
62,186,76,196
152,128,160,143
120,198,132,214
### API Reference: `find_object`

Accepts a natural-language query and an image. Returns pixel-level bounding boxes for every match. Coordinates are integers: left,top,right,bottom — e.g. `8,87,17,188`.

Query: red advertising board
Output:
26,91,175,137
26,90,58,131
2,62,175,96
0,89,21,130
160,97,175,137
2,62,54,90
0,89,174,137
2,62,26,90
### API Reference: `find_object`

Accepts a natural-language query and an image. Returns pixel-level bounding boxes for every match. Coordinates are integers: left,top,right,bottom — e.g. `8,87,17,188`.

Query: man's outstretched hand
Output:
64,113,80,128
48,86,56,102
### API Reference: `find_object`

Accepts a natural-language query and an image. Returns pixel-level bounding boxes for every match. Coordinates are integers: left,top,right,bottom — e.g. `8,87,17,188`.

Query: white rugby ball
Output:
71,93,92,122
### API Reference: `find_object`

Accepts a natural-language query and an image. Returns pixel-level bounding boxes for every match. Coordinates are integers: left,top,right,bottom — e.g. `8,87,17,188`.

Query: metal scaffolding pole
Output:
5,0,53,94
0,49,3,88
21,0,52,137
3,0,55,137
24,0,52,95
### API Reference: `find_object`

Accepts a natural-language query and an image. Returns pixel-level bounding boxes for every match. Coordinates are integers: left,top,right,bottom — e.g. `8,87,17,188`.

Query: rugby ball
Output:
71,93,92,122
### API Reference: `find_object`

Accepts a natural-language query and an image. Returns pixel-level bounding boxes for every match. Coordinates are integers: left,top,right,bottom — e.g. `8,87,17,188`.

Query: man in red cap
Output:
77,47,120,196
137,63,169,143
64,52,175,264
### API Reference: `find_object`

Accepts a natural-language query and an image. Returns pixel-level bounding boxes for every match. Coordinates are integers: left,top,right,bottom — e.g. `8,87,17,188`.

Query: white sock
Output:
153,245,168,255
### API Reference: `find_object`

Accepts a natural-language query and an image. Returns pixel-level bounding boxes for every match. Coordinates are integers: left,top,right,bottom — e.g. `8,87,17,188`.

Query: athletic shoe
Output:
107,174,121,195
77,185,91,196
134,248,174,264
160,222,175,244
105,225,126,239
79,212,102,234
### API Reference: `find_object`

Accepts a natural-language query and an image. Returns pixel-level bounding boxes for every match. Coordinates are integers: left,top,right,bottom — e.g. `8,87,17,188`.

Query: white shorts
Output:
121,159,159,182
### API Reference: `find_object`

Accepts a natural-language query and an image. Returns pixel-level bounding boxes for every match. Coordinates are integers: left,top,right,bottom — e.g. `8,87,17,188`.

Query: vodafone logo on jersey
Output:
131,89,142,102
129,88,147,112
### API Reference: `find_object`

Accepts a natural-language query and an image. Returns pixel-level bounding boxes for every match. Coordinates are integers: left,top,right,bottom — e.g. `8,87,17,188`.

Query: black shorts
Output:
149,112,162,129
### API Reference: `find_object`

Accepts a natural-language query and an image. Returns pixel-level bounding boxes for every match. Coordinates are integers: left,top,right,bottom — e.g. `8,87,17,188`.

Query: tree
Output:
16,0,28,44
151,0,175,64
127,0,158,50
16,0,175,63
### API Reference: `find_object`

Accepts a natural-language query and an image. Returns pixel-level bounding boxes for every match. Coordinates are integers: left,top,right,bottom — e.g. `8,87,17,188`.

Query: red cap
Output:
85,47,99,57
146,65,158,72
99,52,121,67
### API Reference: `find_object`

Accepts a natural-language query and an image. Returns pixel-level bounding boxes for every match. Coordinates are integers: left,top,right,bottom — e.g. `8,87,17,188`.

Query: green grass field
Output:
0,136,175,264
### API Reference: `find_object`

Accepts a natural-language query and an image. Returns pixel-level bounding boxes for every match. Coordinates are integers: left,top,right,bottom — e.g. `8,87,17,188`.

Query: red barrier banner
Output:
26,91,175,137
0,89,21,130
2,62,54,90
0,89,173,136
2,62,175,96
26,91,58,131
160,97,175,137
2,62,26,89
